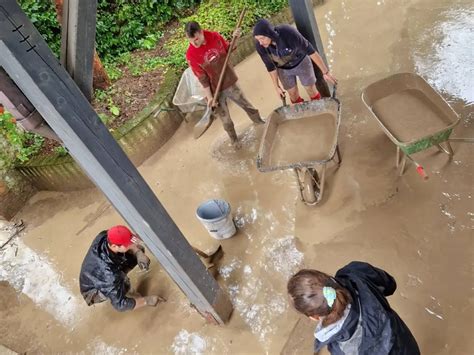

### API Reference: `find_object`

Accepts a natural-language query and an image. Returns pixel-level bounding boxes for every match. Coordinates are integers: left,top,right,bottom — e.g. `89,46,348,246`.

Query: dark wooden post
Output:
59,0,96,100
289,0,331,97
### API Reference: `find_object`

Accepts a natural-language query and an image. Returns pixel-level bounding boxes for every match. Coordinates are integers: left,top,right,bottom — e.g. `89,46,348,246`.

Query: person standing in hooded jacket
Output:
79,225,166,312
288,261,420,354
253,19,337,104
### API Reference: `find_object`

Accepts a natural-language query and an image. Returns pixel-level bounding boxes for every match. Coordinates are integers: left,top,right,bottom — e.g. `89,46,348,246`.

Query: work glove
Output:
144,295,167,307
135,250,150,271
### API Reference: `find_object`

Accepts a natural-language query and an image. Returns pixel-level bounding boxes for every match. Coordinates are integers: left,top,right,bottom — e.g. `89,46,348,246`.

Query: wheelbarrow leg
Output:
436,141,454,157
317,165,327,203
398,152,407,176
335,145,342,165
396,146,401,167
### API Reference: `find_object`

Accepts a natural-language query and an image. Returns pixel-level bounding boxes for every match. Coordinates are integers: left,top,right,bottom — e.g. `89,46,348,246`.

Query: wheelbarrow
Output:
362,72,460,179
256,89,342,205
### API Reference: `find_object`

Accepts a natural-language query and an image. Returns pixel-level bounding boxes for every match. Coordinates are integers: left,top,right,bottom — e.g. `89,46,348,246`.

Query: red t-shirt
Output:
186,30,238,93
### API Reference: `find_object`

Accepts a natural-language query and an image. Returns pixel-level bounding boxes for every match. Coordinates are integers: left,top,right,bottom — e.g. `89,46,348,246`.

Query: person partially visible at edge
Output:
185,21,264,147
79,225,166,312
253,19,338,104
288,262,420,354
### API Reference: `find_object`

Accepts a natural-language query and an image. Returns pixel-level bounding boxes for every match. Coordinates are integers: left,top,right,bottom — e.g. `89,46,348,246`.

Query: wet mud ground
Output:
1,0,473,354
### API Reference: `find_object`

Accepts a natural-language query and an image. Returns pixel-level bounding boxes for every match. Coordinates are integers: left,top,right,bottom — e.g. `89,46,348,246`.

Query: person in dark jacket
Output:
79,225,165,312
253,19,337,104
288,262,420,354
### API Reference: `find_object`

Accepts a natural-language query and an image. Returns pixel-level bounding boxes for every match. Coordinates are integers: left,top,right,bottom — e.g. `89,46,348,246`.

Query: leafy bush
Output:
164,0,288,68
184,0,287,38
18,0,199,61
0,108,44,173
17,0,61,56
95,0,198,60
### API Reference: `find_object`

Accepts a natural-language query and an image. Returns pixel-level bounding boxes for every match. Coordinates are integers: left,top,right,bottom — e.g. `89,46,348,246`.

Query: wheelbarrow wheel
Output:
301,168,319,205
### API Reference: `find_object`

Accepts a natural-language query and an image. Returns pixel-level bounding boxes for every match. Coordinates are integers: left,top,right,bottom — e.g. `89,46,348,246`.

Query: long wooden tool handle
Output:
211,8,247,107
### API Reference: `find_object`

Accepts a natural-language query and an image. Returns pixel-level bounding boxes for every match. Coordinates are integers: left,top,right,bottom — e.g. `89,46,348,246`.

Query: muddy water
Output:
372,89,452,142
269,113,336,165
1,0,473,354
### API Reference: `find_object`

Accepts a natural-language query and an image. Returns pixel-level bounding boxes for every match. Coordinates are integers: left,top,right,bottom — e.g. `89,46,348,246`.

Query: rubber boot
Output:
291,96,305,104
223,122,238,144
311,92,321,101
251,116,265,124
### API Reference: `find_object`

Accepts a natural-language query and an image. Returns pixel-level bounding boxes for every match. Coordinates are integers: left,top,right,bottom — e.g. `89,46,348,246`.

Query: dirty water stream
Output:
1,0,473,354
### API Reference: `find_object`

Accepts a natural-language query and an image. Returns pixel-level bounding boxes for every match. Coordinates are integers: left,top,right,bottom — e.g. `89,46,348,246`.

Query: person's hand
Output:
206,96,217,108
135,250,150,271
275,86,285,99
144,295,167,307
233,28,242,38
323,71,338,85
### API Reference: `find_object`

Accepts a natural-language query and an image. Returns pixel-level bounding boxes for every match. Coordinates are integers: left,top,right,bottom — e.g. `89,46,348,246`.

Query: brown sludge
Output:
269,112,336,165
0,0,472,354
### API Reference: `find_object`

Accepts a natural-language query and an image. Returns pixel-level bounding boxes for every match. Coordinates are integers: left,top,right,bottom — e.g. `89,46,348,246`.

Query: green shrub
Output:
18,0,199,61
0,109,44,173
95,0,198,60
164,0,288,69
18,0,61,56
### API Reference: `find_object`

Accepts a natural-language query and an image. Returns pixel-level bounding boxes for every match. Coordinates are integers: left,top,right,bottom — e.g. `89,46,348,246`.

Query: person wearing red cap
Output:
79,225,165,312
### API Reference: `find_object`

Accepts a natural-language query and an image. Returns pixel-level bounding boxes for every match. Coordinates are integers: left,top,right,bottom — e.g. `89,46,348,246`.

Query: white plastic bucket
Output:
196,199,236,240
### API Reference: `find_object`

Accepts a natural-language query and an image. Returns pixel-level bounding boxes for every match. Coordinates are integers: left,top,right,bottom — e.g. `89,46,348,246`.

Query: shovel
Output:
193,8,247,139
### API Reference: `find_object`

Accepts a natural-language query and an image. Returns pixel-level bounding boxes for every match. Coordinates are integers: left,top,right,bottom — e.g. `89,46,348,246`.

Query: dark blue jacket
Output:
79,231,137,311
253,19,316,72
316,262,420,354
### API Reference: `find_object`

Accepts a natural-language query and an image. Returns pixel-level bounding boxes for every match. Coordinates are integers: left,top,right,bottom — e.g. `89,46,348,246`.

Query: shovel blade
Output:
193,107,214,139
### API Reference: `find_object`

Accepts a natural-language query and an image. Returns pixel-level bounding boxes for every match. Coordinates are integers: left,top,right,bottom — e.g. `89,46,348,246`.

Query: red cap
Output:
107,225,134,247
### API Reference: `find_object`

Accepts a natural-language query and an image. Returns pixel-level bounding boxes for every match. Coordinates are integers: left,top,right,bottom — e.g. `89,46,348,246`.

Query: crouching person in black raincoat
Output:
288,261,420,354
79,225,166,312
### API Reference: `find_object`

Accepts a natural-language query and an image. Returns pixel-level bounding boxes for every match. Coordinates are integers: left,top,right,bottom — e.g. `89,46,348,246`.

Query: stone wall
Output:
0,171,36,220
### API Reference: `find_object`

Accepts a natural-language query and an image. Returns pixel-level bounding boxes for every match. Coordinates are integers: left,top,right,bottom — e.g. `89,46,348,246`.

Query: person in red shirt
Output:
185,21,264,146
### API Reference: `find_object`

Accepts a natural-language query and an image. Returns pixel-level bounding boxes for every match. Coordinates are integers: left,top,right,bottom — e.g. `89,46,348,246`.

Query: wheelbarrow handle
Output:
280,93,287,106
332,84,337,99
405,154,429,180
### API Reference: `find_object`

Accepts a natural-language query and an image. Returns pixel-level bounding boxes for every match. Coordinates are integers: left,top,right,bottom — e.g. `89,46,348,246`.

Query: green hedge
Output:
18,0,287,64
158,0,288,69
183,0,287,38
18,0,199,60
18,0,61,56
95,0,198,60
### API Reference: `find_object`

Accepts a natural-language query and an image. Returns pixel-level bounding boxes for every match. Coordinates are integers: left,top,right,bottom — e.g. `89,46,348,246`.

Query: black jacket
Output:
254,19,316,72
79,231,138,311
316,262,420,354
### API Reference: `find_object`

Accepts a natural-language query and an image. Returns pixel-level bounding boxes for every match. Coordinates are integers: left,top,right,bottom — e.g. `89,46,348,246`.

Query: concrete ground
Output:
1,0,472,354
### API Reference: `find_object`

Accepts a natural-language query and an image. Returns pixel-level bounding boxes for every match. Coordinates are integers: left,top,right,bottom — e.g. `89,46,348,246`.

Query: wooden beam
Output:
62,0,96,100
289,0,331,97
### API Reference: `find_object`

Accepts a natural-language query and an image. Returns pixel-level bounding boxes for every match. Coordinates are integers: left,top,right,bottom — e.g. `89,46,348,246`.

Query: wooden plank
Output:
289,0,331,97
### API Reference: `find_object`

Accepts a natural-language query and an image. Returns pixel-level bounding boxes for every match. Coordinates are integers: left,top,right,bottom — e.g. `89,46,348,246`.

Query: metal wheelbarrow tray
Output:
257,98,341,205
362,72,460,177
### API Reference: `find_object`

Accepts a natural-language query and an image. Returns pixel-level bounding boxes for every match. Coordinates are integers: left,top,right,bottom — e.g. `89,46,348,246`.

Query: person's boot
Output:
251,116,265,124
311,92,321,101
224,122,241,149
291,96,305,104
144,295,166,307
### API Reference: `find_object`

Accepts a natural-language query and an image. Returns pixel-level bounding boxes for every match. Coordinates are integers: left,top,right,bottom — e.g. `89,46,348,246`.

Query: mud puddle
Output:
1,0,473,354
